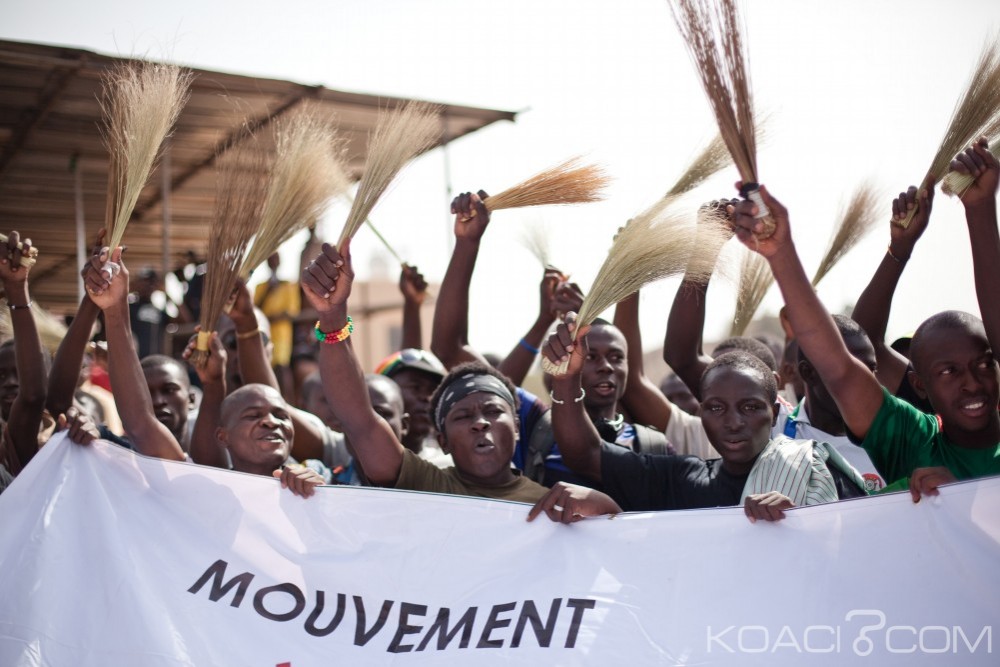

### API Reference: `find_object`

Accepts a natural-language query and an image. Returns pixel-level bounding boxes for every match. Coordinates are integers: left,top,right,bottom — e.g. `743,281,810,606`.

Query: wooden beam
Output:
0,53,85,182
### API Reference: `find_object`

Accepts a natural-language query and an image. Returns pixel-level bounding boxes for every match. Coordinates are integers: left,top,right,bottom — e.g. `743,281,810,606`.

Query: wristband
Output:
519,338,540,355
7,300,31,310
236,327,261,340
549,387,585,405
314,316,354,345
886,245,908,264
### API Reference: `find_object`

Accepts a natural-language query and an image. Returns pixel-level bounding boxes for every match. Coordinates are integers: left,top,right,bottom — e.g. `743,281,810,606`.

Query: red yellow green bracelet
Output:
314,316,354,345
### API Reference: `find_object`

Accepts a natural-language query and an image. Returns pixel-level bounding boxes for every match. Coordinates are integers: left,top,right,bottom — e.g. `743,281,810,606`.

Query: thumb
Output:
57,413,68,430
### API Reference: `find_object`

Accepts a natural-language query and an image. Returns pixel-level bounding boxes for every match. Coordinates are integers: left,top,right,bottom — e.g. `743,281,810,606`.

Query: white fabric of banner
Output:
1,434,998,666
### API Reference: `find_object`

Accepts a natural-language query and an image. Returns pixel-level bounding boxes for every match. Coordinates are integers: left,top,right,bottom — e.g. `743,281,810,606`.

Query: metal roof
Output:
0,39,516,312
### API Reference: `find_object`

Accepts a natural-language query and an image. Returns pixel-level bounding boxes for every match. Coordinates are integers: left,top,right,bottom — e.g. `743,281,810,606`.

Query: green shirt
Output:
395,449,548,503
862,387,1000,483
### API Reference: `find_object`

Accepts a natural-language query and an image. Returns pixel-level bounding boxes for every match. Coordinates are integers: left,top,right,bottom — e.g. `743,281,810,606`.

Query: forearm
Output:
47,297,100,416
318,306,402,484
104,305,184,460
430,239,479,368
966,200,1000,351
190,379,227,467
498,316,550,386
550,374,603,481
851,250,910,390
236,331,279,390
664,278,712,397
5,280,46,468
401,300,423,350
615,293,672,431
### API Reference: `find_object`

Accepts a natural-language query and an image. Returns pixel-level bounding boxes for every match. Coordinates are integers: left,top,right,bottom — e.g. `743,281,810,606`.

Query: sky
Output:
4,0,1000,358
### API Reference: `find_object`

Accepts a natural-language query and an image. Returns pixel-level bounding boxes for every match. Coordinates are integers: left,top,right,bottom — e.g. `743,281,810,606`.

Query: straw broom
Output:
541,205,731,376
519,220,554,270
941,132,1000,198
100,60,191,276
729,250,773,337
0,299,66,356
669,0,775,238
336,101,440,251
896,39,1000,222
464,157,610,220
191,136,270,366
665,132,732,199
0,233,38,268
811,183,881,286
239,106,351,280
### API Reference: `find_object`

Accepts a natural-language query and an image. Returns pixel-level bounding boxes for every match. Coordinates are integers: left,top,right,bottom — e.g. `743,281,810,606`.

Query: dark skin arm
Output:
399,264,428,350
47,230,105,418
302,240,405,485
730,185,885,439
614,292,673,431
229,281,327,461
429,190,493,369
1,231,46,473
541,314,603,482
526,481,622,523
498,269,583,386
851,186,932,393
183,332,229,468
83,247,185,461
953,138,1000,355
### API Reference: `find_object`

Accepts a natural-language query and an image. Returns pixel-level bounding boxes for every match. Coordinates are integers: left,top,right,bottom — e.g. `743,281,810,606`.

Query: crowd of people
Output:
1,139,998,528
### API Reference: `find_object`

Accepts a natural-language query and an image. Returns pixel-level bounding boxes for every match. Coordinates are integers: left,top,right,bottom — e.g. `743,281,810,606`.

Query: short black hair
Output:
429,361,520,433
140,355,190,388
713,336,777,372
798,315,873,365
702,350,778,403
910,310,985,373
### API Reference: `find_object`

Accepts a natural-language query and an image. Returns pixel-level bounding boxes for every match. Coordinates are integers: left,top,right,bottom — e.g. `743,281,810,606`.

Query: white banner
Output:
0,434,998,666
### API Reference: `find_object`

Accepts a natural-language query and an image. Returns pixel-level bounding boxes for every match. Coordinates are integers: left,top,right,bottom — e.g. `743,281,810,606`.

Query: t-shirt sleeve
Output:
859,387,938,483
664,403,719,459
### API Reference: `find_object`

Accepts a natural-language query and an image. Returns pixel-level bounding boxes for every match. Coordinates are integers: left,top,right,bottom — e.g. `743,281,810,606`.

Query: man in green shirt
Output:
728,139,1000,499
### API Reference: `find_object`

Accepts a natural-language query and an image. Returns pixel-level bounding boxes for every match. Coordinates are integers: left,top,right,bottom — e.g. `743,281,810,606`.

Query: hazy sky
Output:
4,0,1000,357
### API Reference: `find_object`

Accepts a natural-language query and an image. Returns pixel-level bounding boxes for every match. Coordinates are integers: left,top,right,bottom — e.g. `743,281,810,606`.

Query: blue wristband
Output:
519,338,540,355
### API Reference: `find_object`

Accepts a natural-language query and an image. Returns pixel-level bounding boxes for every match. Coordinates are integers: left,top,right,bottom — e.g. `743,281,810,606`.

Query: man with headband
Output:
301,241,549,503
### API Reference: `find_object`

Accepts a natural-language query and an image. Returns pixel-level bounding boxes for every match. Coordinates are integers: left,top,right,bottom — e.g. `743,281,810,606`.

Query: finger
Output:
559,489,574,524
891,195,902,220
477,189,490,201
57,413,68,430
956,152,979,175
307,262,337,295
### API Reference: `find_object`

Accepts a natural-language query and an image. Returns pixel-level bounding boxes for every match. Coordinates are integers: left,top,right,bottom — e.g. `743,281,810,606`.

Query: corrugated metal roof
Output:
0,39,516,312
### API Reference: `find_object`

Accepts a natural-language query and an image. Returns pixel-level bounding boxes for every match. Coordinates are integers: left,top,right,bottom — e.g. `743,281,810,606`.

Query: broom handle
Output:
0,233,38,268
364,219,406,265
740,184,777,239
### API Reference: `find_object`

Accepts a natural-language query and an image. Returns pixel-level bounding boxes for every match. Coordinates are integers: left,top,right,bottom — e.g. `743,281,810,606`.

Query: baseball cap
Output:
375,348,446,380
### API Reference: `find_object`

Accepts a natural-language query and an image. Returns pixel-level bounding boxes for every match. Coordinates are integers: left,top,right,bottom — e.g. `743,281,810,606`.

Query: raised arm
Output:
730,186,884,439
1,232,46,473
82,247,185,461
429,190,492,369
184,332,228,468
852,185,931,393
663,275,713,398
498,269,582,386
614,292,673,431
229,281,326,459
541,315,603,482
47,231,105,417
399,264,428,350
302,240,404,485
953,139,1000,351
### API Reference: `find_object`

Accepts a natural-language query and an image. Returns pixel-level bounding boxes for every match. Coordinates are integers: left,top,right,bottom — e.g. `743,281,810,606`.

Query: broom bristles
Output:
730,249,774,337
666,132,732,198
0,300,66,357
519,220,554,270
195,134,270,366
898,38,1000,222
483,157,610,213
336,101,440,249
812,183,881,286
240,106,351,279
101,61,192,250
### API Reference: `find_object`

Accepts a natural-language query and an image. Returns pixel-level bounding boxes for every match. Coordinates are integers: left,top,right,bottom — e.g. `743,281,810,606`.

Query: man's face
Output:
801,336,877,419
218,386,294,474
661,374,700,416
439,392,517,486
368,378,407,440
0,345,17,422
303,380,339,431
581,325,628,413
700,365,776,475
143,363,193,440
391,369,439,439
913,326,1000,436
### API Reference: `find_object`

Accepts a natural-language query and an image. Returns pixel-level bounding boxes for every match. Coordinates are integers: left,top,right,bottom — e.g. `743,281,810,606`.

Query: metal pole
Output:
161,141,172,283
73,154,85,303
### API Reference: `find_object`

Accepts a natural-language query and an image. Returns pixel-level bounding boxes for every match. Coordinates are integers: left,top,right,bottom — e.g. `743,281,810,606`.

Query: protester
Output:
727,139,1000,497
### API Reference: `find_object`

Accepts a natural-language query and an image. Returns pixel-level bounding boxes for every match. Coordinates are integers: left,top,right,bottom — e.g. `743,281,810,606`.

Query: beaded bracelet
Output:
314,316,354,345
7,300,32,310
549,387,586,405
